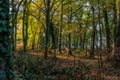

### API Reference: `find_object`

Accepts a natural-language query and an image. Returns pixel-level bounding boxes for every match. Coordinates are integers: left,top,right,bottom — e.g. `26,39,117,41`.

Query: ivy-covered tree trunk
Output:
0,0,13,80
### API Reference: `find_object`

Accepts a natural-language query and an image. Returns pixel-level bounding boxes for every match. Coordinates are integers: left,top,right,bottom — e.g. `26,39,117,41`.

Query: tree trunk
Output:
22,0,28,54
59,0,63,54
0,0,13,79
31,32,36,50
68,33,72,55
12,0,23,51
90,6,95,58
113,0,117,45
113,0,120,67
73,31,76,49
67,0,72,56
11,0,15,51
98,0,103,68
45,0,51,58
103,6,111,54
83,33,86,49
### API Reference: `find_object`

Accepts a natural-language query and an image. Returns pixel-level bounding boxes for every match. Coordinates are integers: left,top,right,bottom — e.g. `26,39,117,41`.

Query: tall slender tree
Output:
103,2,111,54
67,0,72,56
114,0,120,66
12,0,23,51
90,4,95,58
59,0,63,54
98,0,103,68
22,0,29,54
44,0,51,58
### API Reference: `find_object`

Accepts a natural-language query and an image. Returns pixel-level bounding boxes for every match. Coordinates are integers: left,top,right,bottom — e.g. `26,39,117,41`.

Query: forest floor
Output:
29,50,120,80
15,50,120,80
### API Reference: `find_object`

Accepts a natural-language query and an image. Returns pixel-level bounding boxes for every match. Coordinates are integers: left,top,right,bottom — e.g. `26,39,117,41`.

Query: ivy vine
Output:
0,0,14,80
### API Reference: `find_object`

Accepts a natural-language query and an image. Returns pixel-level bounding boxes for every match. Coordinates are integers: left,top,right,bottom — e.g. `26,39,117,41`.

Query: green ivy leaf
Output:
0,1,3,4
0,72,6,79
0,57,3,62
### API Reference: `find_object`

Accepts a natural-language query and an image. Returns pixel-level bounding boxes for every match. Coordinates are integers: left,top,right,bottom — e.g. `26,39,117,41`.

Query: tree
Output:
44,0,51,58
113,0,120,67
0,0,13,80
103,1,111,54
67,0,73,56
59,0,63,54
11,0,23,51
98,0,103,68
89,1,96,58
22,0,30,54
43,0,61,58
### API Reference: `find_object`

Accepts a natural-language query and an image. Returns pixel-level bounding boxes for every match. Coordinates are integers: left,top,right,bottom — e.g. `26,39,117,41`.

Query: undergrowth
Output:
14,54,108,80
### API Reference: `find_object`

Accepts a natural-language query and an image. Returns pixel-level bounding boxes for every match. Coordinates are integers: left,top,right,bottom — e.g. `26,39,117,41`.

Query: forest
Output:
0,0,120,80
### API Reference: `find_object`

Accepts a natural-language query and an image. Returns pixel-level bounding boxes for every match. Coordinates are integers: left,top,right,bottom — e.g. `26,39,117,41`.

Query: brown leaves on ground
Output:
15,51,119,80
